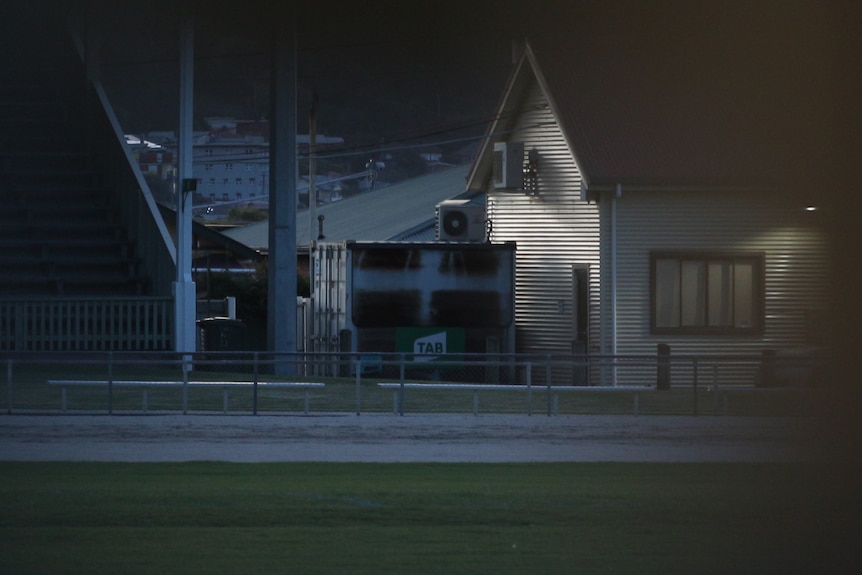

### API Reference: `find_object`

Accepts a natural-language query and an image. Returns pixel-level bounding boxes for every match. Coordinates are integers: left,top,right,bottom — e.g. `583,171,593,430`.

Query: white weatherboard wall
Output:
487,81,601,382
600,189,829,386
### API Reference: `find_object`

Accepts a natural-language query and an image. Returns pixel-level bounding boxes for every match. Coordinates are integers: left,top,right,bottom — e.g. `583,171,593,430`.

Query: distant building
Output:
125,135,176,182
127,117,344,203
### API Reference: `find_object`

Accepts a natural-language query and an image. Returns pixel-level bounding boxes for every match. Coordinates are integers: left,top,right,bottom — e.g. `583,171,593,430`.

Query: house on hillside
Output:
467,39,829,386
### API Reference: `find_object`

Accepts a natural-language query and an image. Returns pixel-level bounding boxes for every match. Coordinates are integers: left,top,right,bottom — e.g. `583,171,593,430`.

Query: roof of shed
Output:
222,164,473,251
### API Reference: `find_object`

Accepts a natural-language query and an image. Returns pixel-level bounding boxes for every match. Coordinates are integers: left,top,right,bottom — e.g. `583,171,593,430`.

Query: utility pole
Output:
174,6,196,361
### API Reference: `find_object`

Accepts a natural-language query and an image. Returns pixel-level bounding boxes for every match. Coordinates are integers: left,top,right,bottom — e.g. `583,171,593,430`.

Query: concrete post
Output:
268,17,298,373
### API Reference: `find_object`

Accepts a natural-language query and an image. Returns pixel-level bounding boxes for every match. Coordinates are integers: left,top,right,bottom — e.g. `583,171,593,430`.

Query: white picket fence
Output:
0,297,173,351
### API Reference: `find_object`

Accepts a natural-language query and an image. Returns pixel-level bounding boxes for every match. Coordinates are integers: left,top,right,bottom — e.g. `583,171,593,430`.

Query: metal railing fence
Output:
1,350,823,417
0,298,173,352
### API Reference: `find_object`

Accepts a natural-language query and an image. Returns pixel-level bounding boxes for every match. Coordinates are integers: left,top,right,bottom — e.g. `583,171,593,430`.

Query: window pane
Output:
734,263,754,328
708,261,733,326
652,253,761,334
655,259,680,327
681,261,705,326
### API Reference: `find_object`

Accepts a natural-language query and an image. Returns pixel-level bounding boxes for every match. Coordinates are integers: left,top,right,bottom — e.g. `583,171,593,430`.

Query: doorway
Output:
572,265,590,385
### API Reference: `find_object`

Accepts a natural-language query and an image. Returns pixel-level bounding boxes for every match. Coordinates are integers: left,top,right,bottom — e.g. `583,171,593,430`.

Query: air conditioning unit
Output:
436,200,486,242
493,141,524,189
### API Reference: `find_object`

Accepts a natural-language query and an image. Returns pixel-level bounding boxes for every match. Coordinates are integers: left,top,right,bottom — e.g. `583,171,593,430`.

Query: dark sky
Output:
11,0,849,178
88,0,855,172
98,1,532,147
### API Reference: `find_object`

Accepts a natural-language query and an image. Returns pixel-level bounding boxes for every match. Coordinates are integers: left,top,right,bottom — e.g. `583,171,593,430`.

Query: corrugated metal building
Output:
468,37,830,386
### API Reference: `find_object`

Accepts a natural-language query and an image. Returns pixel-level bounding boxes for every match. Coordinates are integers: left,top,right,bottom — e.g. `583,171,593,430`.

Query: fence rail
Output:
0,351,823,417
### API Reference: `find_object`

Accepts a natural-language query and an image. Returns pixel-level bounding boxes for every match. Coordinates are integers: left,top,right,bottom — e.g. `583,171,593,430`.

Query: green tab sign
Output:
396,327,465,362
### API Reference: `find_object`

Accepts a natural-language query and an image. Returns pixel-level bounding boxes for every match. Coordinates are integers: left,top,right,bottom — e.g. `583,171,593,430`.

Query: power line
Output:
314,121,555,161
311,105,548,159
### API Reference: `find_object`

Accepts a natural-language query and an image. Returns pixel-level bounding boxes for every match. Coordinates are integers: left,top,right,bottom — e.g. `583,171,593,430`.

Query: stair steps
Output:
0,27,152,299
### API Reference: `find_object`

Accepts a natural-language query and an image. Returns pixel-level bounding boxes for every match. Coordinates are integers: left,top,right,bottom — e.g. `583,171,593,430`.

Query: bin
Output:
197,317,246,351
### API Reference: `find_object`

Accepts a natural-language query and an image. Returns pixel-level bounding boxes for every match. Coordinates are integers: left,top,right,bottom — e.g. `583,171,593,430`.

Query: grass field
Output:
0,462,854,574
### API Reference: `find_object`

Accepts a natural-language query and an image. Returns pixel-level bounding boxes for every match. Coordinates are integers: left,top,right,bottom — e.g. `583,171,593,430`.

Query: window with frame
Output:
651,252,764,335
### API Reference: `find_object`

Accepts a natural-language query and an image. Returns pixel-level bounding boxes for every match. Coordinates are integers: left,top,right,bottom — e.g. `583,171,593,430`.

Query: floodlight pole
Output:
174,8,197,362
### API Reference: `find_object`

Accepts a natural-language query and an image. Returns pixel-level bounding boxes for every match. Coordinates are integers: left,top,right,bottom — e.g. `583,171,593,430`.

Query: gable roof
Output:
470,16,827,192
222,164,473,251
529,39,785,189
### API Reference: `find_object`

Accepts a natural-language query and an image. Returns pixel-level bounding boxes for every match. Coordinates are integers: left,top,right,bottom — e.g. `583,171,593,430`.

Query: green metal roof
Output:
222,164,474,251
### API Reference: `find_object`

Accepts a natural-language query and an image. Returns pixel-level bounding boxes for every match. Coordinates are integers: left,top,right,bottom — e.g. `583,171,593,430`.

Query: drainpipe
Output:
610,183,621,385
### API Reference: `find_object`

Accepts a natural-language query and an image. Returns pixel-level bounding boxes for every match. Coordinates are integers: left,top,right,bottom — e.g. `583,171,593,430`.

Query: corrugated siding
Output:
311,242,349,354
600,190,829,386
487,81,601,375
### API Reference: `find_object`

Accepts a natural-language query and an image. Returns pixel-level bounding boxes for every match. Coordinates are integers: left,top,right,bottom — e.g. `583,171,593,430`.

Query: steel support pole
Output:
174,8,196,359
268,14,298,374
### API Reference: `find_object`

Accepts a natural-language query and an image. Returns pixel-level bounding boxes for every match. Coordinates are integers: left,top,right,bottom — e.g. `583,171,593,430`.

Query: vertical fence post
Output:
545,359,552,416
657,344,671,390
6,359,12,415
355,360,362,416
526,362,533,416
107,351,113,415
712,364,719,415
692,358,699,416
252,352,259,416
182,356,189,415
399,357,406,416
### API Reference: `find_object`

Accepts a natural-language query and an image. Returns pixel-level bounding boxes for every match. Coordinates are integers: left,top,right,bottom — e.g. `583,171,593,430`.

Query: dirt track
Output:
0,413,820,463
